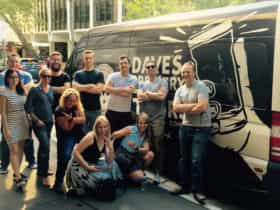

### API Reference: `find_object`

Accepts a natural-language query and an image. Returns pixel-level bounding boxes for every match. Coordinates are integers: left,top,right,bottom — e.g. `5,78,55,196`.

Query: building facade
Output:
28,0,121,59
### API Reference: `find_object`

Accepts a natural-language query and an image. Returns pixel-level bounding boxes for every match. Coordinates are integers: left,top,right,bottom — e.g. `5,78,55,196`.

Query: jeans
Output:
84,109,101,133
54,135,77,185
0,137,35,170
33,122,53,178
147,119,165,174
178,126,210,193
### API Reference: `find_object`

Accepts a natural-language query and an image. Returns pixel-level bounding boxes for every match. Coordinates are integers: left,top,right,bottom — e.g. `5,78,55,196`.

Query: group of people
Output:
0,49,211,205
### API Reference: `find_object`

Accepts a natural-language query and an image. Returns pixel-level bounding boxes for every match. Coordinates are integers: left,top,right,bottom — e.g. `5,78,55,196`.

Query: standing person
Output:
0,54,36,174
25,67,54,187
73,50,104,133
113,112,154,183
49,51,70,110
137,61,168,183
52,88,85,193
66,115,122,197
104,55,138,148
0,70,30,189
171,61,211,205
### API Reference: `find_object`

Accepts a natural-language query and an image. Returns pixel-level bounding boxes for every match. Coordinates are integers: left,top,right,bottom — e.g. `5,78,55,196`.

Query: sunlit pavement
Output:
0,132,210,210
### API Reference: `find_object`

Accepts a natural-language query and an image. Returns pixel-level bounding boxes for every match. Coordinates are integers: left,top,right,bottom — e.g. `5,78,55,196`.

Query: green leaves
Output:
123,0,256,20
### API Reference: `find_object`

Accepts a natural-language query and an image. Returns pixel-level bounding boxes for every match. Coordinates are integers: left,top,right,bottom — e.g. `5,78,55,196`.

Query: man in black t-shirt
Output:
49,51,70,110
73,50,104,133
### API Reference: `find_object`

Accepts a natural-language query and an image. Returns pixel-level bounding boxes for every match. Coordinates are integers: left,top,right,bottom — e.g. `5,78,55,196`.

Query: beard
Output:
51,63,61,72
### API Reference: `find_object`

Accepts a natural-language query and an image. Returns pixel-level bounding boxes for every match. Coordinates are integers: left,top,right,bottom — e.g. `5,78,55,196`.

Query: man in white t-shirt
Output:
104,55,137,147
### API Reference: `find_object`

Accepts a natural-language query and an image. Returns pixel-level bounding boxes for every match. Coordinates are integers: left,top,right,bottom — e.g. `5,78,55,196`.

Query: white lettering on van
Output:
132,57,141,74
162,56,171,75
172,55,182,76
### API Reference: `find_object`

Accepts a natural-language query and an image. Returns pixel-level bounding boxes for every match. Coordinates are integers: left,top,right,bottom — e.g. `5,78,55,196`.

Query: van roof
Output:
88,1,278,35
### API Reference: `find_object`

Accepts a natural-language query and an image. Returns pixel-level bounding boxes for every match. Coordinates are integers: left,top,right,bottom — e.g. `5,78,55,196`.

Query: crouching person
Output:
66,115,123,197
113,112,154,183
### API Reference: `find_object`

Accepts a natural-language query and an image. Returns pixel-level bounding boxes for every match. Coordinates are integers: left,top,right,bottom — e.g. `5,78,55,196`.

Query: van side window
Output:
87,32,131,49
191,43,238,112
131,27,188,46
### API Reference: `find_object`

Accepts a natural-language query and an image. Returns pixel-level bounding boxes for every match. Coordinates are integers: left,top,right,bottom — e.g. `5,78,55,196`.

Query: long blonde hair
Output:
92,115,111,139
59,88,84,113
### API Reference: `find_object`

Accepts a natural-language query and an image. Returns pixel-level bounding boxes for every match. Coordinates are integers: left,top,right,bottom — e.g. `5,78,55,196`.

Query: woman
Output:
0,70,30,189
66,115,122,196
53,88,85,193
25,67,54,187
113,112,154,183
172,61,211,205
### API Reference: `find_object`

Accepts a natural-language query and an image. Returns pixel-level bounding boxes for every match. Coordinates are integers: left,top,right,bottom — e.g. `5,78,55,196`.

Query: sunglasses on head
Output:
41,74,52,78
146,65,155,69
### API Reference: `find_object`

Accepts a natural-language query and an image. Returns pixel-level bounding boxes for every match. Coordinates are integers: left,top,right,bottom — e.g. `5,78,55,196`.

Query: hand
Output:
36,120,45,127
87,165,101,173
63,112,73,121
111,132,118,140
127,140,137,149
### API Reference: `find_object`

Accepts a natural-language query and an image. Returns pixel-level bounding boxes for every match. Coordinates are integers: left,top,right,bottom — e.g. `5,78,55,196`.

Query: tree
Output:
0,0,38,58
123,0,257,20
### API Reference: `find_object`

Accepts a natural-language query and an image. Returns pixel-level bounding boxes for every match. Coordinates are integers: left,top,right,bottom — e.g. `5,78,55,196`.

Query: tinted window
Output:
87,32,131,49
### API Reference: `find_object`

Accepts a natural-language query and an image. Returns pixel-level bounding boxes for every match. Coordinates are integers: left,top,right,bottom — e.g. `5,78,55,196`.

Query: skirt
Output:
66,157,123,194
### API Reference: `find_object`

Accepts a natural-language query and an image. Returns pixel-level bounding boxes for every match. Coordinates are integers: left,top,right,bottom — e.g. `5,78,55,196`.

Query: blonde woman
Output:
53,88,85,193
66,115,122,196
25,67,54,187
0,70,30,189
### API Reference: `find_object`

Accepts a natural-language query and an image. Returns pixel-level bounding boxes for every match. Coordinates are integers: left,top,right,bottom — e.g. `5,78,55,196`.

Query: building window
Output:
95,0,113,26
74,0,89,29
35,0,48,32
51,0,67,30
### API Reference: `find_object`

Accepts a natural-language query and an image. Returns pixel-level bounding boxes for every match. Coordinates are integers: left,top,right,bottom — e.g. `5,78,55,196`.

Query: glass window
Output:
74,0,89,29
95,0,114,26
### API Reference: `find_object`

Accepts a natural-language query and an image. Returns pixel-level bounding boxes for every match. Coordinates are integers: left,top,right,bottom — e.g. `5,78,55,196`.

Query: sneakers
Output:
27,163,38,169
193,193,207,205
0,168,8,175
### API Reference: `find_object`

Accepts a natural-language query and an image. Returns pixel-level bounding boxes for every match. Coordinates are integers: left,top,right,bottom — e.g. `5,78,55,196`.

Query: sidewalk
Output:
0,134,207,210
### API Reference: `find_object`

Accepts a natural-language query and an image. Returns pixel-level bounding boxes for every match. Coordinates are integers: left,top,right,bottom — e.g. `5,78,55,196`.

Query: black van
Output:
66,1,280,194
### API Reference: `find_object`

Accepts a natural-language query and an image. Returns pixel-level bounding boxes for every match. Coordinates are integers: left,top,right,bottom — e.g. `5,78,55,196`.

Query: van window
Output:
192,42,239,112
87,32,131,49
131,27,189,46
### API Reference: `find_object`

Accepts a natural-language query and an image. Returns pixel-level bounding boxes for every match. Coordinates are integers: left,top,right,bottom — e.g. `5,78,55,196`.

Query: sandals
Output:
14,177,26,189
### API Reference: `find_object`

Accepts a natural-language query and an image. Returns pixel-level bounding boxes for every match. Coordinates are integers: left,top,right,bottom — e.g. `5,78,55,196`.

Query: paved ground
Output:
0,133,210,210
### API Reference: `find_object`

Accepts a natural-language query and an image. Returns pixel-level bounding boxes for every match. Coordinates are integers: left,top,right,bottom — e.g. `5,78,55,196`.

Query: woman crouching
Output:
113,112,154,183
66,115,122,196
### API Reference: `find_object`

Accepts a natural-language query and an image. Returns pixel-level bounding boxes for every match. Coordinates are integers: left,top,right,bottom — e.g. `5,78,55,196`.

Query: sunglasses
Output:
41,74,52,79
146,65,155,69
8,76,19,79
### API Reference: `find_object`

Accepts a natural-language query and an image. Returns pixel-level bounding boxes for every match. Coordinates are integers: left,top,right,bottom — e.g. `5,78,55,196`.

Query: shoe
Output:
52,183,65,194
27,163,38,169
0,168,8,175
153,173,161,185
193,193,207,205
67,188,85,197
37,177,50,188
14,177,26,188
13,173,28,183
170,188,190,195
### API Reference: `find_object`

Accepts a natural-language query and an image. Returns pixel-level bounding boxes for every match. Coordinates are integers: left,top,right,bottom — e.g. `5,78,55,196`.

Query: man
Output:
137,60,168,183
104,55,138,141
0,54,37,174
171,61,211,205
49,51,70,110
73,49,104,132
